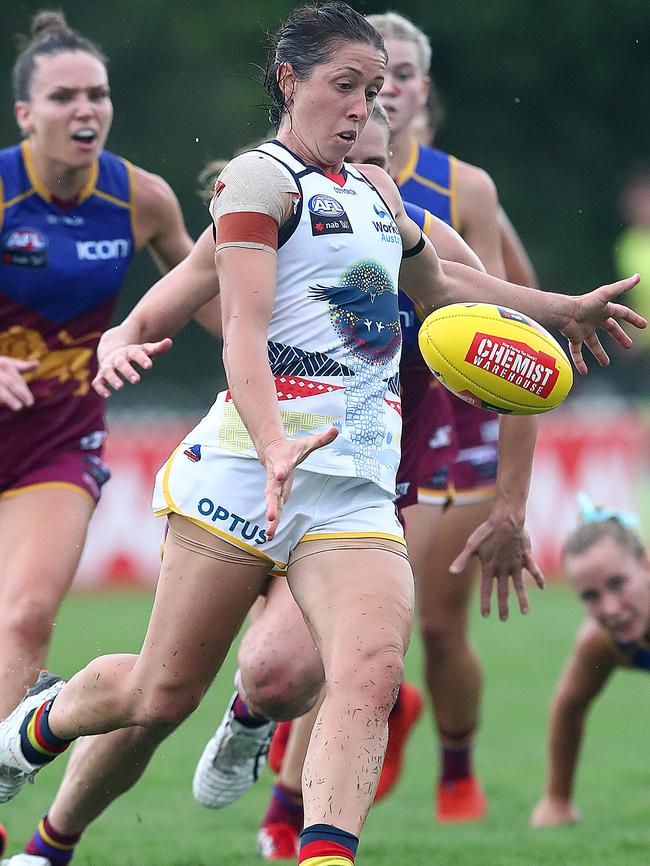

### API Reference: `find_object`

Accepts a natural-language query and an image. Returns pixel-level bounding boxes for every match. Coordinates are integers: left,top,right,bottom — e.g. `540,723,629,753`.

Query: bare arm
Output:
362,166,645,374
499,207,539,289
455,161,505,278
132,167,194,271
531,621,616,826
94,227,220,395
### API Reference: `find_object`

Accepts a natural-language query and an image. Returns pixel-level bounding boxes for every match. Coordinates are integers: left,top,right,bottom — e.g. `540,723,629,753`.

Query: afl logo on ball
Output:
2,227,48,267
308,194,352,236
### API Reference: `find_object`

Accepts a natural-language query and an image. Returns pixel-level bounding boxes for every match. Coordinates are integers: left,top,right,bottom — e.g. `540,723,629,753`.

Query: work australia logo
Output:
308,194,352,236
371,203,400,245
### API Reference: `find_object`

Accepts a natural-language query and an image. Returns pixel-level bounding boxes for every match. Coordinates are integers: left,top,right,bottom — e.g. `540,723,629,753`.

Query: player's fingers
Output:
450,546,472,575
97,367,125,392
600,317,633,348
143,338,174,356
92,375,112,398
583,333,609,367
599,273,640,299
497,575,510,621
605,304,646,333
512,570,529,615
568,341,587,376
13,359,39,372
526,556,545,590
479,572,493,618
299,426,339,464
114,356,142,384
0,383,26,411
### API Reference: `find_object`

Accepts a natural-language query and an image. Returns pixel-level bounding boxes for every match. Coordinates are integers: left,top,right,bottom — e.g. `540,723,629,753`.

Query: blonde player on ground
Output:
530,496,650,827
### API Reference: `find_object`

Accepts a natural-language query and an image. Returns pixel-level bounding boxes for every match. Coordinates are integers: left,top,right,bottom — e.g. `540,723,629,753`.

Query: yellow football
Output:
418,303,573,415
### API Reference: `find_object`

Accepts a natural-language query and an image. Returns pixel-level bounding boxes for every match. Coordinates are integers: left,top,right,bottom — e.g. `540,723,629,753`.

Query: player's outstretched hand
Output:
559,273,645,375
93,335,173,397
0,356,37,411
530,796,580,828
450,509,544,620
262,427,339,540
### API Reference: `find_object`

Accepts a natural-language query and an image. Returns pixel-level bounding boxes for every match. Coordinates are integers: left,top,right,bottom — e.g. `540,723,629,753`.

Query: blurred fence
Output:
75,407,650,588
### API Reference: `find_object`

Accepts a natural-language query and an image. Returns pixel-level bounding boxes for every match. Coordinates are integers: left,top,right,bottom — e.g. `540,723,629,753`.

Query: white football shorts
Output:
153,443,405,573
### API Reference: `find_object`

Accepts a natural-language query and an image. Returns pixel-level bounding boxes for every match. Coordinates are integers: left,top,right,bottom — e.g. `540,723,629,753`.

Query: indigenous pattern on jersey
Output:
189,141,403,495
396,140,498,503
0,141,135,490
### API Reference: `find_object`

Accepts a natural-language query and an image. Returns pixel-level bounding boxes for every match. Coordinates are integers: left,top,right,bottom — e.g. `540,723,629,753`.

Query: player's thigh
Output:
132,515,271,693
0,486,95,603
287,546,414,675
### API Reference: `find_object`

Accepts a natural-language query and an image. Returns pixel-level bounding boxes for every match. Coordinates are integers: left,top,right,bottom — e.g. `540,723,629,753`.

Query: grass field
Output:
2,585,649,866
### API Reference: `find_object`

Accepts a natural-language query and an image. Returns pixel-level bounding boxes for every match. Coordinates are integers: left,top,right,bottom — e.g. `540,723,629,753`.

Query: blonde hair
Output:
365,11,431,75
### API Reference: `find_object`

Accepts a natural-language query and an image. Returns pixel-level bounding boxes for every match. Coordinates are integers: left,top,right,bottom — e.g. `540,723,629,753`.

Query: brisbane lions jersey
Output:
0,140,135,473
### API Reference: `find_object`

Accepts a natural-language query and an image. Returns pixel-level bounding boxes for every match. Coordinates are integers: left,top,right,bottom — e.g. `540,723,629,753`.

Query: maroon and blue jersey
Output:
0,140,135,488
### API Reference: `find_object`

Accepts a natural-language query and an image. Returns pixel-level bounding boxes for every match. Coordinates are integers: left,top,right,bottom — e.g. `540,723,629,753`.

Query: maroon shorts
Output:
0,443,111,504
396,357,458,512
418,392,498,505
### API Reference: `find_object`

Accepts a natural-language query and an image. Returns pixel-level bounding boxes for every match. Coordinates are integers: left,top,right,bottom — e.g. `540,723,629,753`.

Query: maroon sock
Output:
232,694,269,728
262,783,304,831
441,746,473,783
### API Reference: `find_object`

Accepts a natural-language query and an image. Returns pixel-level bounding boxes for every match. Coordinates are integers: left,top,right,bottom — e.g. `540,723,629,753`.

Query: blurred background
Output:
1,0,649,582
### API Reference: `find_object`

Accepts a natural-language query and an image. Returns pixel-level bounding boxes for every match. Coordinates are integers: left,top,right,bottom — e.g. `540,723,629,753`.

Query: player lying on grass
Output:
531,495,650,827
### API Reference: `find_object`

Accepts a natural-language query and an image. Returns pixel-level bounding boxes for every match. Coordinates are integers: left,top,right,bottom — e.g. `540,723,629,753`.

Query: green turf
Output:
2,585,649,865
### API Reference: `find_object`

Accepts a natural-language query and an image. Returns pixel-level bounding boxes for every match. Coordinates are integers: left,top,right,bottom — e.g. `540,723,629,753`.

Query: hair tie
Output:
576,492,640,531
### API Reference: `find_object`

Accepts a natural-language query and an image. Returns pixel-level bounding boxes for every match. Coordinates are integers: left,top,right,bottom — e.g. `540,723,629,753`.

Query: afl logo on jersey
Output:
308,194,352,236
2,228,48,268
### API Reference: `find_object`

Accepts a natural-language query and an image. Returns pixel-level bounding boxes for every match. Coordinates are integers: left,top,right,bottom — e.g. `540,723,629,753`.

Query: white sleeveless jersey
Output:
189,141,404,494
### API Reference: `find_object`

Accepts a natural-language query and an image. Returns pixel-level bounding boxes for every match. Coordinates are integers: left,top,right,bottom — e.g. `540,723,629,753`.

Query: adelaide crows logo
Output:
309,260,401,366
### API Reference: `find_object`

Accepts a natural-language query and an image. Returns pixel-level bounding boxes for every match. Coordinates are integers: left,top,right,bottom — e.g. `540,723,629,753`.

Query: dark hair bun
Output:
30,10,73,40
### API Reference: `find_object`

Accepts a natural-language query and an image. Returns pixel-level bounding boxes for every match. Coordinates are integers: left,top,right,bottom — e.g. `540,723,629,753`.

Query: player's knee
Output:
4,594,58,651
240,651,323,719
330,644,404,720
419,618,467,658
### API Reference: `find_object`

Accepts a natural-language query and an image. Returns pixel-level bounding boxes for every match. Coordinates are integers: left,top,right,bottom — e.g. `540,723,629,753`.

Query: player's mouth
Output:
71,128,99,148
337,130,357,144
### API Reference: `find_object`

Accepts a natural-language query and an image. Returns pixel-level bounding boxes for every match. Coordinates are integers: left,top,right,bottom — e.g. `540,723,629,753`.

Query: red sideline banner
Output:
76,411,650,587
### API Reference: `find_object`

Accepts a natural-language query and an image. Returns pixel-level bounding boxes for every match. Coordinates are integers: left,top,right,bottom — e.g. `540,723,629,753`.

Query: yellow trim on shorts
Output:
300,531,406,546
157,447,285,569
417,482,496,506
0,481,95,505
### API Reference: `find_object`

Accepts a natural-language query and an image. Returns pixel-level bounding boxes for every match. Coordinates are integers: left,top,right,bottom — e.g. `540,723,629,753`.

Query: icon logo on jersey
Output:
76,239,131,261
197,498,268,545
373,204,389,219
308,194,352,236
2,228,48,267
309,260,401,365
